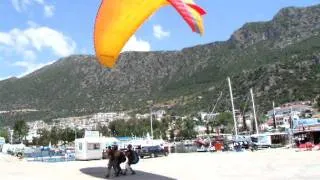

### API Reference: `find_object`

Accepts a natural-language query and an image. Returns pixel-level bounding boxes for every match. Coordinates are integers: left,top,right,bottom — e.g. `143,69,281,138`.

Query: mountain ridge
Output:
0,4,320,125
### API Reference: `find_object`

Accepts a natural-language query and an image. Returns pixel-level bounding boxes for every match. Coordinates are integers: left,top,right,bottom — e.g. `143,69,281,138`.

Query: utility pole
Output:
289,106,293,148
250,88,259,134
150,103,153,140
272,101,277,129
290,106,293,129
74,128,77,140
9,128,13,144
227,77,238,138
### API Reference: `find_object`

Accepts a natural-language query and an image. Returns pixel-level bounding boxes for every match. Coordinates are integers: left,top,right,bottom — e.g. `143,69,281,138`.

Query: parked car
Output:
139,145,168,159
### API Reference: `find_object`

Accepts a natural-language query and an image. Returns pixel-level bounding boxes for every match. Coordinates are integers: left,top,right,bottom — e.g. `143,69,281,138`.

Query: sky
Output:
0,0,319,80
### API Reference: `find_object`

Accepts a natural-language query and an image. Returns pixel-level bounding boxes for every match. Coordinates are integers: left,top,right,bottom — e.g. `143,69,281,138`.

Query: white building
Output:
136,110,166,121
198,112,220,121
153,110,166,121
267,104,312,118
91,112,117,121
135,113,151,119
26,120,47,142
26,129,40,143
194,125,207,135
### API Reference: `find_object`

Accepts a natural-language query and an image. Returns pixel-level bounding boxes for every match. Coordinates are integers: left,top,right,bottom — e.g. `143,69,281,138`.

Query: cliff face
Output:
0,4,320,124
230,5,320,48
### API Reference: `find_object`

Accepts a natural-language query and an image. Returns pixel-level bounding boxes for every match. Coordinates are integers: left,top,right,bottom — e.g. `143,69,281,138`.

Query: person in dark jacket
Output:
113,144,122,177
105,146,115,178
123,144,136,175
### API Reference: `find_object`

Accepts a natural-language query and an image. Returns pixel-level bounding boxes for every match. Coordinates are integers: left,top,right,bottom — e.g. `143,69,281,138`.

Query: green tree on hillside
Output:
76,128,85,138
239,102,249,131
13,120,29,143
31,127,85,146
59,128,76,144
160,116,171,139
214,112,234,134
50,126,60,145
98,124,110,137
180,118,197,139
0,128,9,143
35,128,50,146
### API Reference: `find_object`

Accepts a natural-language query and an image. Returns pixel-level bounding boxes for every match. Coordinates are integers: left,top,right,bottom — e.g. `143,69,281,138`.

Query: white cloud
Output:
23,50,36,61
0,25,76,78
0,26,76,58
34,0,44,4
11,0,30,12
24,27,76,56
0,33,13,45
27,21,38,28
13,60,55,78
153,24,170,40
11,0,55,17
121,35,151,52
44,5,54,17
11,0,20,12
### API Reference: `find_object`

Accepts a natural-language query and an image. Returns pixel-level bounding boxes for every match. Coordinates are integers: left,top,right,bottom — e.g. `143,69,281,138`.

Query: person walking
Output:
113,144,123,177
123,144,136,175
105,146,116,178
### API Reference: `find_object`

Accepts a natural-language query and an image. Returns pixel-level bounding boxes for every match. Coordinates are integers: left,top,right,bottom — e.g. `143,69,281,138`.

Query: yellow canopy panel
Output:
94,0,206,68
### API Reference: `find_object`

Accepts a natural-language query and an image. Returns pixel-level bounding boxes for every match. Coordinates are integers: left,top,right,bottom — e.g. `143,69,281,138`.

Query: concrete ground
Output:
1,149,320,180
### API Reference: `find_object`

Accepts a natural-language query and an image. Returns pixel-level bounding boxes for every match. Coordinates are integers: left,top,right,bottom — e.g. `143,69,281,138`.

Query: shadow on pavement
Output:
80,167,177,180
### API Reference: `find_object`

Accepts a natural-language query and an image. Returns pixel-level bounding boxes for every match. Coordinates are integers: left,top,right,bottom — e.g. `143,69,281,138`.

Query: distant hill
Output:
1,4,320,125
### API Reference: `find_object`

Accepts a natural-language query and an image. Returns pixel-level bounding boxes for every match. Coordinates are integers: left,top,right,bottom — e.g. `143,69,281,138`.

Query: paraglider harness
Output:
119,151,126,163
131,150,139,164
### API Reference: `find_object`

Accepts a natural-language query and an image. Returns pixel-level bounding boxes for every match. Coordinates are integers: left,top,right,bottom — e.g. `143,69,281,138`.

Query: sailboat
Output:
227,77,238,140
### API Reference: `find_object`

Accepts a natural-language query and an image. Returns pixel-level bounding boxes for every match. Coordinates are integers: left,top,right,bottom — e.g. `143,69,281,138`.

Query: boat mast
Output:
227,77,238,138
250,88,259,134
210,92,223,115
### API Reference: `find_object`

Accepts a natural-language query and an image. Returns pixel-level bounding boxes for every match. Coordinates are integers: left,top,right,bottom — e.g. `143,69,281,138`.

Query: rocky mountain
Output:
0,4,320,125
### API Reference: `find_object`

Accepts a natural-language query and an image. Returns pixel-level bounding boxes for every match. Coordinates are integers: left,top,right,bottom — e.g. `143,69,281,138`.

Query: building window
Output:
79,143,82,151
87,143,100,150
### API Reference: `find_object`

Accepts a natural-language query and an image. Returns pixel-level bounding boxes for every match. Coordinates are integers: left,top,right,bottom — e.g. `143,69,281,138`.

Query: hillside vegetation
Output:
0,4,320,125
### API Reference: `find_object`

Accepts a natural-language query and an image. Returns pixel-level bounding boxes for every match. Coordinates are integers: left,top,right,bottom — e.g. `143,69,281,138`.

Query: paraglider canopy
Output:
94,0,207,68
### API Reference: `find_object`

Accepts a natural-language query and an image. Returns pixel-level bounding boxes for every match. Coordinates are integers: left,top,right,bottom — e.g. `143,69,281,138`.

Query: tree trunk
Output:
252,120,256,134
242,114,247,131
205,123,210,134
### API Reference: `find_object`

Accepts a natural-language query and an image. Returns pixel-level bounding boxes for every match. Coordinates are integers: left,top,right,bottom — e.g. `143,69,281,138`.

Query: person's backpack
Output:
119,151,126,163
131,150,139,164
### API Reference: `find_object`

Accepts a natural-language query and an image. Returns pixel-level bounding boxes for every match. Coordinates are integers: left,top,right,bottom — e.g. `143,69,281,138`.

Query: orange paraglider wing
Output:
94,0,167,68
186,3,206,15
94,0,206,68
167,0,205,34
